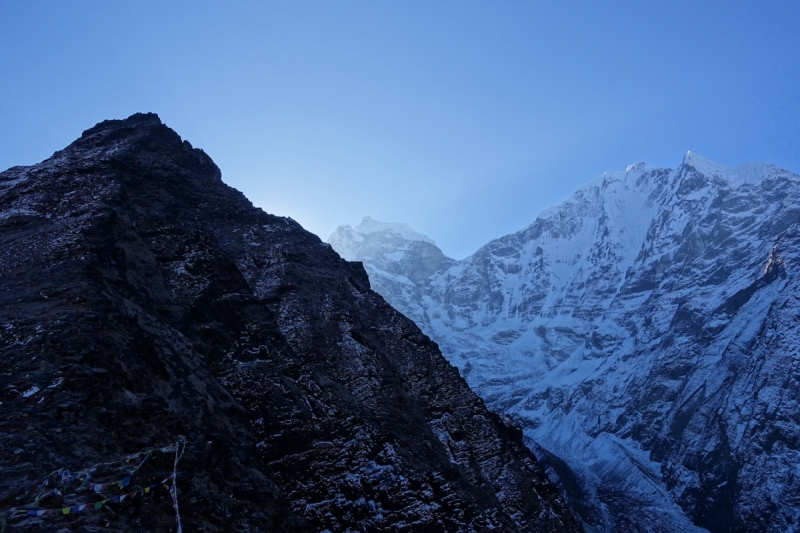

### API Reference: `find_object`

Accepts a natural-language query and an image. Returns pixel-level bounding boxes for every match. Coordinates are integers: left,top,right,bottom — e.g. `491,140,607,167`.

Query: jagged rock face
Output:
329,155,800,532
0,114,578,532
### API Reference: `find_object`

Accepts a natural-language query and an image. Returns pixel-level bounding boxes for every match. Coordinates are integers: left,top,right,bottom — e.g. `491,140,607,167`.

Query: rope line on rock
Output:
170,439,185,533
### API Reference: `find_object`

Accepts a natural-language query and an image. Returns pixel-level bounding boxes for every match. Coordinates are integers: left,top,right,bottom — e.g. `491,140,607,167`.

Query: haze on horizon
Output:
1,1,798,259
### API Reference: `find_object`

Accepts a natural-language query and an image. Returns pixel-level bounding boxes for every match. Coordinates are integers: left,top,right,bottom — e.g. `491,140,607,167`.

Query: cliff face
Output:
330,156,800,532
0,114,577,532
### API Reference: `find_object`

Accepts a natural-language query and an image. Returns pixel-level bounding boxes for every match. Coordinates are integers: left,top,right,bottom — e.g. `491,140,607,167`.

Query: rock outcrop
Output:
0,113,578,532
330,155,800,532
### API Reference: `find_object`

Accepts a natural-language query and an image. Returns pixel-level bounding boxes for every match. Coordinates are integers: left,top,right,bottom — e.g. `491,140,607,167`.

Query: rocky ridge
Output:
330,154,800,532
0,113,578,532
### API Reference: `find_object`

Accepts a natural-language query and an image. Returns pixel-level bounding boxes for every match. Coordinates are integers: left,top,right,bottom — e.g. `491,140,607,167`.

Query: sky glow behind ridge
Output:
1,1,798,258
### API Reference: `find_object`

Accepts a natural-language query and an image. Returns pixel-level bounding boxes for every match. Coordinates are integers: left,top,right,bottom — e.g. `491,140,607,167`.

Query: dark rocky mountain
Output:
330,157,800,532
0,114,578,532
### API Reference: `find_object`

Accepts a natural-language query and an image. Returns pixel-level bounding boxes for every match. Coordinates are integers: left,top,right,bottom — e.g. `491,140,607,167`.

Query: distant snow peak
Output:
682,150,773,188
625,162,647,172
353,216,438,246
327,216,442,265
327,225,363,261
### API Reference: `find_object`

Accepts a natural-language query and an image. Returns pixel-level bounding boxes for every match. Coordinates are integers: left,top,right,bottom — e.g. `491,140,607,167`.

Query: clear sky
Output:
1,1,798,258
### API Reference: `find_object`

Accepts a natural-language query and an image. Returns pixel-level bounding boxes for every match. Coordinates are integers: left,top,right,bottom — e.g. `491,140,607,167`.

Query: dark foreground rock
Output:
0,114,578,532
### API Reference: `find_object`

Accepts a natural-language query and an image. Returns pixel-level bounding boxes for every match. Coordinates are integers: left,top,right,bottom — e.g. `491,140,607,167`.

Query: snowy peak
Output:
327,224,364,261
328,216,441,262
681,150,777,188
682,150,727,176
353,216,438,246
329,218,454,331
536,159,663,220
625,161,649,172
334,152,800,532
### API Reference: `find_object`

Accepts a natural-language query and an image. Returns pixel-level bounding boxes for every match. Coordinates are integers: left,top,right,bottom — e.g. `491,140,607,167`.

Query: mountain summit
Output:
0,114,577,532
330,155,800,532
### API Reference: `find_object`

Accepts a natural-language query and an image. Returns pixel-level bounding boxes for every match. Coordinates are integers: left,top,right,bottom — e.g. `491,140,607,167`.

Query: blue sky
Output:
1,1,798,258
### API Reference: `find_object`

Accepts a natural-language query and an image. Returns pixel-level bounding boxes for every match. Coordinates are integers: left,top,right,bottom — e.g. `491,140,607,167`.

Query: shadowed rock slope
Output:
0,114,577,532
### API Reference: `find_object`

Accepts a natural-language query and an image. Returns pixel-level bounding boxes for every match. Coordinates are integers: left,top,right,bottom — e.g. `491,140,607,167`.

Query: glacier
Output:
329,152,800,532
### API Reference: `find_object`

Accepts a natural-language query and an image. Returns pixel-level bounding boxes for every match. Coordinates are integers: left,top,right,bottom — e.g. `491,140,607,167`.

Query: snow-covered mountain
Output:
329,152,800,532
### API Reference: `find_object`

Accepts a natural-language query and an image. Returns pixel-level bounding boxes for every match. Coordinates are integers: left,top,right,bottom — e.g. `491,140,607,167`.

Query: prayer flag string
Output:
25,443,179,506
13,476,173,517
6,437,186,530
